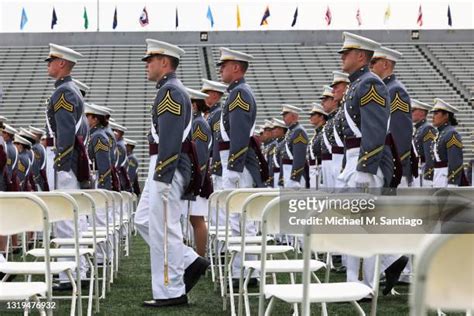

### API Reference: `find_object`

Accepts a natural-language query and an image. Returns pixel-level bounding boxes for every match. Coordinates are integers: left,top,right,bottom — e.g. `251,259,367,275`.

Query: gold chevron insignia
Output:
293,133,308,144
17,161,25,173
228,92,250,112
94,139,109,153
192,125,208,142
157,90,182,116
446,134,463,148
53,93,74,112
213,121,220,132
390,92,410,113
360,85,385,107
34,151,41,159
423,130,436,142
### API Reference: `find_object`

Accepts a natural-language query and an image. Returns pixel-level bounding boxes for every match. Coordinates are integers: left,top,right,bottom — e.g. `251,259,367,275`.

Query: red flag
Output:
325,6,332,26
356,8,362,26
417,5,423,27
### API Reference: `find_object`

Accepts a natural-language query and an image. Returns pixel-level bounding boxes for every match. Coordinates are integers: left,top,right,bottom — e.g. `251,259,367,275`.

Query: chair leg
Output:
66,269,77,316
85,255,95,316
228,252,237,316
350,301,366,316
98,244,107,299
218,243,225,298
264,297,276,316
243,270,252,316
209,235,216,285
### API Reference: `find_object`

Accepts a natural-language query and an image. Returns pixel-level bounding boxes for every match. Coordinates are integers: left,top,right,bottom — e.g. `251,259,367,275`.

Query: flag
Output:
356,8,362,26
325,6,332,26
139,7,149,27
447,5,452,26
236,5,241,28
113,6,118,29
291,7,298,27
384,4,391,24
206,5,214,28
83,7,89,30
260,6,270,26
417,5,423,27
175,7,179,29
51,7,57,29
20,7,28,30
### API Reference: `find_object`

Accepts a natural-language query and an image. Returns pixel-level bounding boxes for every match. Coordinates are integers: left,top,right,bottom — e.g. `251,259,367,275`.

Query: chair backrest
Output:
226,188,276,215
82,189,109,211
60,190,94,217
411,234,474,314
33,192,79,223
244,192,279,222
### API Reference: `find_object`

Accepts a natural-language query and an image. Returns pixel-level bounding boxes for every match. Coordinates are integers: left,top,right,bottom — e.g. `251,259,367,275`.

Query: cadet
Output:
371,46,412,187
186,87,213,258
411,99,437,187
109,121,131,192
124,138,141,196
319,86,339,189
431,98,468,187
134,39,204,307
264,121,276,187
337,32,407,295
270,118,288,188
0,116,7,191
85,103,112,190
103,111,120,191
217,47,267,287
17,129,37,191
29,126,49,191
44,43,90,288
280,104,308,188
2,124,20,191
308,103,328,189
72,78,90,99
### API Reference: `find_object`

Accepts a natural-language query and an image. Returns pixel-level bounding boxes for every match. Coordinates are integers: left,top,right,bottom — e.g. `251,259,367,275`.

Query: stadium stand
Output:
0,31,472,180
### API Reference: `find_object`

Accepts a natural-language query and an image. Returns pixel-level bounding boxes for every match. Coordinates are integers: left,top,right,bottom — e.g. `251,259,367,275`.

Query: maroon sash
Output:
182,140,202,196
40,169,50,191
410,146,419,179
385,133,402,188
199,162,214,199
74,135,91,182
111,166,121,191
249,136,269,183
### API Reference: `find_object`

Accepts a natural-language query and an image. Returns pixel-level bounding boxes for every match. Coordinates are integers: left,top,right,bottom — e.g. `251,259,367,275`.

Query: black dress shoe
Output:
232,278,258,290
383,255,409,295
184,257,210,293
143,295,188,308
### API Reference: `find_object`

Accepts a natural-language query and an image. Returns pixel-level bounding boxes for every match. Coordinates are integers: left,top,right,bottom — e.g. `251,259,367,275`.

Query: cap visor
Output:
141,54,151,61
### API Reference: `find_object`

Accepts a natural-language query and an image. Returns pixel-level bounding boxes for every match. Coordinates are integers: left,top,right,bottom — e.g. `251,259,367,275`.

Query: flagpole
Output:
96,0,99,31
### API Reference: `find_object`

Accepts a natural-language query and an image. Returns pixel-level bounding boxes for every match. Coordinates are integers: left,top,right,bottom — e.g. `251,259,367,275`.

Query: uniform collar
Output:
415,119,426,129
327,110,337,120
277,136,285,142
193,111,202,118
383,73,396,84
315,125,324,133
90,125,103,134
227,77,246,92
437,122,450,132
156,72,176,89
289,121,299,130
54,75,72,88
349,65,369,82
208,103,220,113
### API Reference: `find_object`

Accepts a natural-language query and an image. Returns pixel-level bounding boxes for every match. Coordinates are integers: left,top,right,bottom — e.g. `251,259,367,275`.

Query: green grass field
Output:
1,236,464,315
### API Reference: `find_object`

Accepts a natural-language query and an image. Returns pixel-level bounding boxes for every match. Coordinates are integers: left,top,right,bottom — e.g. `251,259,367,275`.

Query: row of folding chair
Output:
208,187,473,316
0,189,138,316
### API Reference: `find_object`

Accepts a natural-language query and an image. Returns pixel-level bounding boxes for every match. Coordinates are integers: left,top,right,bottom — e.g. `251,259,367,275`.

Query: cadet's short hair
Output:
236,61,249,72
357,49,374,63
168,56,180,70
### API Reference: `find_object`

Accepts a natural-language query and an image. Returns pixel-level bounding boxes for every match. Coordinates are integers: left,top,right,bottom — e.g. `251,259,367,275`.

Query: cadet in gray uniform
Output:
217,47,267,286
29,126,49,191
125,138,140,196
337,32,407,295
85,104,112,190
110,122,131,192
17,129,38,191
134,39,204,307
280,104,308,188
308,103,328,189
265,122,277,187
44,43,90,287
14,135,34,191
431,98,468,187
319,86,339,189
371,47,412,187
185,88,213,258
2,124,20,191
0,116,7,192
411,99,437,187
270,119,287,188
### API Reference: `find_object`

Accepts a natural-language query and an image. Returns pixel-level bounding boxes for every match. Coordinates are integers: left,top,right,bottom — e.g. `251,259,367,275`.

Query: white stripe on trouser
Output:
338,147,402,288
282,164,305,188
53,170,89,282
46,147,55,190
321,160,333,188
433,167,448,188
134,154,198,299
331,153,344,188
221,150,259,279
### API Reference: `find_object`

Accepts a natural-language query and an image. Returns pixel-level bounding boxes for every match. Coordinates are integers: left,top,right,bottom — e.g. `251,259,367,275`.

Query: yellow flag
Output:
237,5,241,28
384,4,391,24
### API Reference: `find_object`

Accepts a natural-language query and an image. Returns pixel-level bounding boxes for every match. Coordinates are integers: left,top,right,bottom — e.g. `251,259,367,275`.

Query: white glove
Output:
286,179,301,188
155,181,171,199
354,171,373,188
57,170,74,188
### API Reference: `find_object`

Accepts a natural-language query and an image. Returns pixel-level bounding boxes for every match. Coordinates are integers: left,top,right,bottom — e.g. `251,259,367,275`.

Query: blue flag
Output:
447,5,452,26
291,7,298,27
113,6,118,29
260,6,270,26
51,7,57,29
206,5,214,28
20,8,28,30
175,7,179,29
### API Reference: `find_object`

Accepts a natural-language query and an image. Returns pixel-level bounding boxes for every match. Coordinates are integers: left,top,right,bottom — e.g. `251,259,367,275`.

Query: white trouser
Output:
91,207,113,263
273,171,281,188
210,175,226,228
46,147,55,190
308,166,318,189
135,154,198,299
433,167,448,188
220,149,259,278
190,196,208,217
0,253,5,263
331,153,344,188
320,159,333,188
282,164,305,188
53,170,89,282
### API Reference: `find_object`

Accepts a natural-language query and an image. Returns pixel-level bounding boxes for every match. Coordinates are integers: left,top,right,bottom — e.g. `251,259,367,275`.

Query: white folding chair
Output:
0,193,53,316
120,191,134,256
411,234,473,315
263,194,437,316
